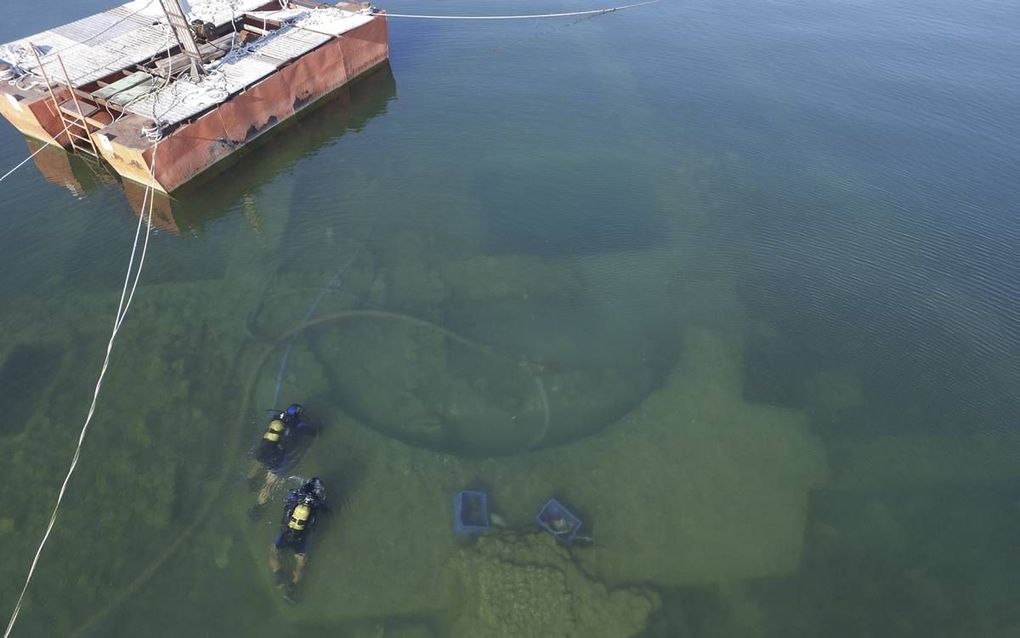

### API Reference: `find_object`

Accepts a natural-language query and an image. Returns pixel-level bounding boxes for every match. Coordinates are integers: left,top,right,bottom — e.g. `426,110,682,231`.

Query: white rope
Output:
113,148,160,331
376,0,659,20
0,143,51,184
2,144,161,638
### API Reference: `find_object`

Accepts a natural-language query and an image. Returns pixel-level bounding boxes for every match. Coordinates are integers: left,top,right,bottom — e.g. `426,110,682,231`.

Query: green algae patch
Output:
448,534,659,637
0,280,253,636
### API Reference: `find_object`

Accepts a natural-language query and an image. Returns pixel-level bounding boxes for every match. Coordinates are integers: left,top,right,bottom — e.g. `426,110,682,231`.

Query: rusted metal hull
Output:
118,62,397,233
0,86,68,146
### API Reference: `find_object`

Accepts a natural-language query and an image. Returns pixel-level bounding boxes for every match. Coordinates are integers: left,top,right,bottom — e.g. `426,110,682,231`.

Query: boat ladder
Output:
28,44,100,158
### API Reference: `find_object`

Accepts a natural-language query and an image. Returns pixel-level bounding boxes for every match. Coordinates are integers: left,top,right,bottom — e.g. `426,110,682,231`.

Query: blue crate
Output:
453,490,490,535
536,498,582,545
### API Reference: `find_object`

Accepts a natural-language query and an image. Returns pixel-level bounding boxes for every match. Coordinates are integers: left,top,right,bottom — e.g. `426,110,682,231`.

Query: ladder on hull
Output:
29,44,99,158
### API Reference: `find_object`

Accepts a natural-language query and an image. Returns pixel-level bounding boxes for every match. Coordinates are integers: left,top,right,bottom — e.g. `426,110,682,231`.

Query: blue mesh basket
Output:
453,490,490,535
536,498,582,545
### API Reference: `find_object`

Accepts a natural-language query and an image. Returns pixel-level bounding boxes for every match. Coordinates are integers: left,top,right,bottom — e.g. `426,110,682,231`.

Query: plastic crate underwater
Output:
453,490,490,535
536,497,582,545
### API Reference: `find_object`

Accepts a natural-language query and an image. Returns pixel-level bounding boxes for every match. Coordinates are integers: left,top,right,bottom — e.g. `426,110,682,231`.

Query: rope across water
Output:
0,144,50,184
4,144,161,638
375,0,659,20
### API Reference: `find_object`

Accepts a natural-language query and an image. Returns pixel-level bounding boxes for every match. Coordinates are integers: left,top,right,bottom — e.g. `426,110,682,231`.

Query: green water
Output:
1,0,1019,636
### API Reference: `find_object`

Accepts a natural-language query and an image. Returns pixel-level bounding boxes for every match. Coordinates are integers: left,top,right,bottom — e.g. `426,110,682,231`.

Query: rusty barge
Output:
0,0,388,193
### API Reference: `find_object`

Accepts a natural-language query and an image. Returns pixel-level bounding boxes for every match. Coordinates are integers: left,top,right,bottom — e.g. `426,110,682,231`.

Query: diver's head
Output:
302,477,326,501
285,404,303,417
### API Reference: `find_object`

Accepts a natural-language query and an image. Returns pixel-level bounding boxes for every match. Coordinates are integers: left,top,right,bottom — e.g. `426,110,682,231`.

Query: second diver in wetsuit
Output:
269,476,327,602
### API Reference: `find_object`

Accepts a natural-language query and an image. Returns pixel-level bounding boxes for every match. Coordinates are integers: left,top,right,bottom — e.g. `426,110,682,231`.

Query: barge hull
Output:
95,15,388,192
0,89,68,146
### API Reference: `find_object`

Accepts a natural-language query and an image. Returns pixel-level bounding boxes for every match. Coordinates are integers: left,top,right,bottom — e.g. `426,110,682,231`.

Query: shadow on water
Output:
24,140,118,197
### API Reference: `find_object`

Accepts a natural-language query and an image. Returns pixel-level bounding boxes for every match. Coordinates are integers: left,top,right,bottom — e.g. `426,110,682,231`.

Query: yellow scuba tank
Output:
288,503,311,531
263,419,285,442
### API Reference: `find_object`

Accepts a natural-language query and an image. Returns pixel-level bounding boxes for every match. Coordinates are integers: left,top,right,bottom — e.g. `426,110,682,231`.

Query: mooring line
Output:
376,0,659,20
70,335,277,638
3,147,161,638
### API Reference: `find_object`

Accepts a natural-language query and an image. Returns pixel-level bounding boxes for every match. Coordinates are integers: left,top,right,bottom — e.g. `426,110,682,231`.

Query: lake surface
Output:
1,0,1018,636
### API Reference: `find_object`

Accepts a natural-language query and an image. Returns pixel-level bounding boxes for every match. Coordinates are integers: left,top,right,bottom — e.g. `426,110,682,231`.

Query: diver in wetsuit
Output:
248,404,316,509
270,477,327,601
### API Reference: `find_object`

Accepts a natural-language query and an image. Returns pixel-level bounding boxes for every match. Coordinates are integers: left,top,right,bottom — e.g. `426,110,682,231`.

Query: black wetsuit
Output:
254,437,286,469
274,521,311,556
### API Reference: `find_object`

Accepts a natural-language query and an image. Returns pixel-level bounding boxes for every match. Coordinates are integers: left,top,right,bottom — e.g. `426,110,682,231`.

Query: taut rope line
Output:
375,0,659,20
3,146,161,638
